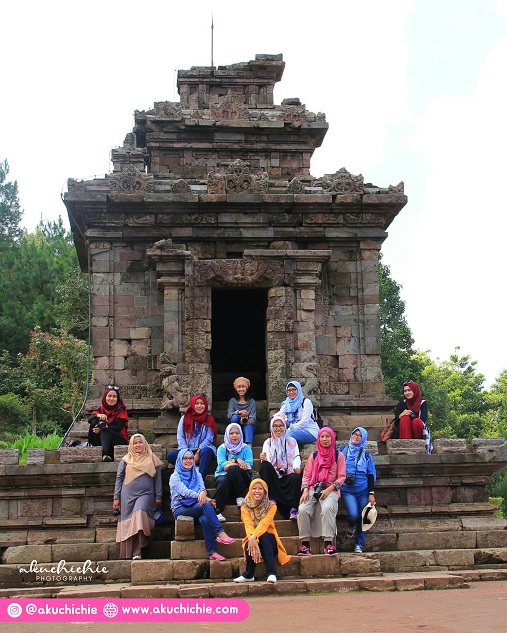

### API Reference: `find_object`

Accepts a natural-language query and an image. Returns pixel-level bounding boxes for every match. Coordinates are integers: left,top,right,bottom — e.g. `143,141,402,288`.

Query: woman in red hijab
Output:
166,393,218,479
88,386,129,462
394,381,432,453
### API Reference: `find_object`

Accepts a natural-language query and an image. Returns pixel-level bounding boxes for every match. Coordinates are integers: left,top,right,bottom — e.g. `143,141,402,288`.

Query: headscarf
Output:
309,426,336,487
233,376,250,390
244,478,273,527
281,380,304,423
182,394,218,443
99,386,128,424
174,448,201,493
122,433,163,485
268,413,297,473
345,426,368,472
224,422,245,455
403,381,423,414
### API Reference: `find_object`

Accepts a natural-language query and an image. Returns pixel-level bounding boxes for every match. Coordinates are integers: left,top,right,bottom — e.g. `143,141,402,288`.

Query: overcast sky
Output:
1,0,506,388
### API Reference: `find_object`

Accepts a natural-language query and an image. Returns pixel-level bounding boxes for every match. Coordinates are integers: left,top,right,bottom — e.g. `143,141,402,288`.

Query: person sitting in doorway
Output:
227,376,257,446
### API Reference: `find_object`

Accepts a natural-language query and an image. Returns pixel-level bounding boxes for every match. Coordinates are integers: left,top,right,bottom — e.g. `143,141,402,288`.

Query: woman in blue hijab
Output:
170,448,234,560
339,427,377,553
278,381,319,446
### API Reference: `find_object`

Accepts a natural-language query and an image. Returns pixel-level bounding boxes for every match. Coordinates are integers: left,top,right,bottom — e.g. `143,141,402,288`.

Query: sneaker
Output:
324,544,338,556
353,545,363,554
289,508,298,520
297,545,312,556
236,497,245,506
132,554,142,560
102,455,112,462
266,574,277,583
233,574,255,583
216,533,234,544
216,513,227,522
346,524,356,539
209,552,225,561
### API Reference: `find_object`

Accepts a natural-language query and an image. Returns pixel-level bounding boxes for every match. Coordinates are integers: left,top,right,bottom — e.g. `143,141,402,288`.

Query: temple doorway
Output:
211,288,268,402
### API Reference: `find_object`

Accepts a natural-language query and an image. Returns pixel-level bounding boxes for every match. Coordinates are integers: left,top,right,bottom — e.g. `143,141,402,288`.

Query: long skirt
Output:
259,461,302,519
116,473,156,558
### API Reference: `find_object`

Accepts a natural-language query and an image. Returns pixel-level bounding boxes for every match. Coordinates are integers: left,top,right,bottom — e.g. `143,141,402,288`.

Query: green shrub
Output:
6,432,62,464
0,393,30,439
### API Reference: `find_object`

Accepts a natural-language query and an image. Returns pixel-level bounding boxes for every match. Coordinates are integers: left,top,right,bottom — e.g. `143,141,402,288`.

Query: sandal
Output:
209,552,225,561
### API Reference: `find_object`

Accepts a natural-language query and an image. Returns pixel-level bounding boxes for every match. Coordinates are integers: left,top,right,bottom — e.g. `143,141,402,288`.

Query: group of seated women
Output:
103,378,431,581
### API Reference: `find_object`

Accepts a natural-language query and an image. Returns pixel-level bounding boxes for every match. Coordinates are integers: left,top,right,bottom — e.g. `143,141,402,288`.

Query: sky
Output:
1,0,506,387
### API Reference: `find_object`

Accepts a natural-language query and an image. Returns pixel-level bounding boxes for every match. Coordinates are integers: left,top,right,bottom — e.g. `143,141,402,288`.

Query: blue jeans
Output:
166,447,215,479
341,488,370,549
285,427,317,446
173,501,222,555
230,414,255,444
243,532,277,577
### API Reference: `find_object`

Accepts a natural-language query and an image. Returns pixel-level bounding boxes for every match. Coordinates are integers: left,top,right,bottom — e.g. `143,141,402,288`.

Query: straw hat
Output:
361,502,377,531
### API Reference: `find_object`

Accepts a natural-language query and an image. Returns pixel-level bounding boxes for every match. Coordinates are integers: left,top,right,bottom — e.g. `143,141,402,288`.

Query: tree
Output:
419,349,490,441
484,370,507,438
0,217,80,356
19,327,90,435
378,255,424,398
0,159,23,247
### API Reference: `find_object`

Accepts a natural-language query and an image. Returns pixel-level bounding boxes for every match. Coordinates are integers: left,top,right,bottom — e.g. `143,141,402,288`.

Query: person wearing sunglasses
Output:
88,386,129,461
276,380,319,446
259,413,302,520
166,393,218,479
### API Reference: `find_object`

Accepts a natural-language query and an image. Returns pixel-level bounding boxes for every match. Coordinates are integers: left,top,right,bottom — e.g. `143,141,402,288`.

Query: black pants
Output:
214,466,251,513
243,532,277,577
259,461,302,518
88,426,128,459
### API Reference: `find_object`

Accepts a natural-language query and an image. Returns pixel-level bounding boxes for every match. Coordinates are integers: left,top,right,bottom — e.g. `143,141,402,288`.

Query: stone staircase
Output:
1,437,507,598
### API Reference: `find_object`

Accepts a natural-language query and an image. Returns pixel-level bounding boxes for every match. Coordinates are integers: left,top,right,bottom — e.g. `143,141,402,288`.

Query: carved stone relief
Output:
109,165,154,193
193,259,286,287
319,167,364,194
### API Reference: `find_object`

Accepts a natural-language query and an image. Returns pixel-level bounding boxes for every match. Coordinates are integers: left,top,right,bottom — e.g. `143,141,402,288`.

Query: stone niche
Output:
65,54,408,443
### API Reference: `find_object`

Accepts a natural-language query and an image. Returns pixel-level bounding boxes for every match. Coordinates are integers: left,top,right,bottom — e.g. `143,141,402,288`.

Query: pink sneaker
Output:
209,552,225,561
216,534,234,544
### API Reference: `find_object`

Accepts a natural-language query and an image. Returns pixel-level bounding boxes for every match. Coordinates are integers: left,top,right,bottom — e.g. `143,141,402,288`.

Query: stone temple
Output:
64,53,407,442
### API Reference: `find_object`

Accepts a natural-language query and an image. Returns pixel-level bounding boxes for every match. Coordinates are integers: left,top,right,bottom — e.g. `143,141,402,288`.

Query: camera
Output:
98,420,107,429
313,482,326,500
345,474,356,486
240,416,248,425
112,509,120,517
278,468,285,477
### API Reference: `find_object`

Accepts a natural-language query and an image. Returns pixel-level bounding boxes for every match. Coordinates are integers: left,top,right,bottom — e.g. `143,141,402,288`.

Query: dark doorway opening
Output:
211,288,267,402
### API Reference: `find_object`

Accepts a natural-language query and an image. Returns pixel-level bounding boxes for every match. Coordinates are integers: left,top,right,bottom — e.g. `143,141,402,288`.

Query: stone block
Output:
209,583,248,597
433,439,467,454
27,449,46,465
59,447,102,463
0,531,28,547
131,560,173,585
209,559,234,579
121,585,180,598
339,553,381,576
470,438,505,453
27,529,96,545
0,450,19,465
172,559,208,580
394,577,425,591
461,516,507,531
178,584,210,597
474,547,507,565
306,578,360,593
97,560,131,581
358,578,396,591
398,531,476,551
378,550,434,572
174,515,196,541
1,545,52,564
51,542,109,562
433,548,475,567
273,580,307,594
476,531,507,548
299,554,339,577
386,440,427,455
424,574,466,590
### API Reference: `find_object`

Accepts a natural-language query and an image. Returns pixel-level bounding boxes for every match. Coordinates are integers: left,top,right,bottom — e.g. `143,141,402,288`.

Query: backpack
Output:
303,398,324,429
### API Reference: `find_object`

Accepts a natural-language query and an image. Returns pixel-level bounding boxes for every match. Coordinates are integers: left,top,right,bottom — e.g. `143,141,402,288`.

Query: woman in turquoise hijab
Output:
339,427,377,554
278,380,319,446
